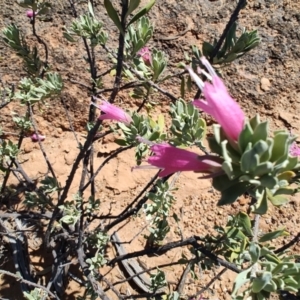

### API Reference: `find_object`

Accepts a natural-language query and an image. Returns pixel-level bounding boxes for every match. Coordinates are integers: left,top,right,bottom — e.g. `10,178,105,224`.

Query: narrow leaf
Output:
104,0,124,35
125,0,141,20
88,0,95,17
259,229,289,243
128,0,156,27
231,268,251,296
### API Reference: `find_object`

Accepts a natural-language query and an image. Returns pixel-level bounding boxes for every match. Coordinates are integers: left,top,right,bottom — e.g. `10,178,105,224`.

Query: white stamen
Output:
200,57,217,77
198,68,212,81
131,165,159,172
90,102,100,109
186,66,205,90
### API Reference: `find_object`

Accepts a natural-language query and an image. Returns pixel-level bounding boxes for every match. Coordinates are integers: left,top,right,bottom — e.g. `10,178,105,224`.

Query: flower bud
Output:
137,47,152,66
26,10,37,18
31,133,45,142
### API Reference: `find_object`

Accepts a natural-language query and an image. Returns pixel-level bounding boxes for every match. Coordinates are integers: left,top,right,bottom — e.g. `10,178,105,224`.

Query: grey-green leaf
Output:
259,229,289,243
252,272,272,293
231,268,251,296
88,0,95,17
249,242,260,263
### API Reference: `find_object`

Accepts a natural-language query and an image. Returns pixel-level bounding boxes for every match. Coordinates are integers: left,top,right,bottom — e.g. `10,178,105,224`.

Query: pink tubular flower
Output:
147,143,223,177
137,47,152,65
31,133,45,142
187,57,245,141
96,101,132,125
290,142,300,157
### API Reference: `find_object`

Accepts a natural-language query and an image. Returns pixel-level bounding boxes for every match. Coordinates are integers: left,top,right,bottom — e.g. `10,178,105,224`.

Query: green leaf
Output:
273,262,295,275
104,0,124,35
271,195,289,206
114,139,128,146
280,156,298,173
270,131,289,162
273,277,285,289
284,276,300,291
63,31,77,42
266,189,289,206
241,141,269,173
249,115,260,130
125,0,141,20
231,268,251,296
127,0,156,27
282,265,300,276
249,242,260,263
259,174,278,189
251,121,268,145
186,74,192,92
217,182,250,206
238,212,252,236
252,272,272,293
222,161,233,178
238,122,253,153
88,0,95,17
253,162,274,177
219,22,236,57
252,188,268,214
180,76,185,98
157,114,165,131
202,42,214,57
148,131,160,141
262,280,277,292
213,175,238,192
260,138,273,162
259,229,289,243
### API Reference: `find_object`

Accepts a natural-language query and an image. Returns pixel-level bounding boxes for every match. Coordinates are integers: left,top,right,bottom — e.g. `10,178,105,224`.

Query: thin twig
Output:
274,232,300,254
68,78,93,91
0,100,11,109
60,97,81,147
31,13,49,78
117,171,160,217
0,211,51,220
104,174,171,231
137,84,151,112
45,118,102,245
108,236,241,274
96,81,144,95
111,260,180,287
101,274,125,300
176,260,193,294
0,269,59,299
250,214,260,278
209,0,247,61
77,247,110,300
80,145,133,193
0,134,24,194
193,0,246,101
102,45,177,103
29,105,60,197
195,267,227,298
108,0,128,104
122,292,164,299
